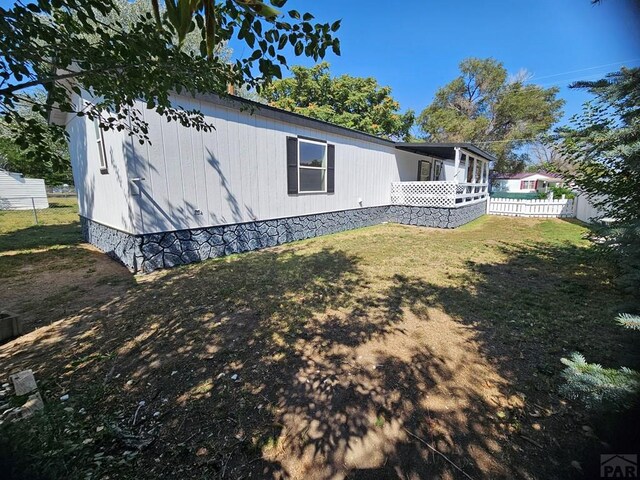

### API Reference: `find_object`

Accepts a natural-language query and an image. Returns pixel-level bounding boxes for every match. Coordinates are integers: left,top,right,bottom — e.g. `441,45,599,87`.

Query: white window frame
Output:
85,101,108,173
297,138,327,193
94,117,108,173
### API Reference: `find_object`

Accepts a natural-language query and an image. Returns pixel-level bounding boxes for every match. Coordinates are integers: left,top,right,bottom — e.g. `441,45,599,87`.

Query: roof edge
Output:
395,142,497,162
181,92,398,147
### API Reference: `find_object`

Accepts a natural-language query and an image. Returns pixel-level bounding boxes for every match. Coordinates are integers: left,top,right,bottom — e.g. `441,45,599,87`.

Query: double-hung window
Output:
287,136,335,195
298,139,327,193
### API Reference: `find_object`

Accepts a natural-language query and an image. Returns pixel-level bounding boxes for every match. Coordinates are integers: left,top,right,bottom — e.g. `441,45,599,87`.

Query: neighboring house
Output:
51,93,495,273
0,169,48,210
492,172,563,194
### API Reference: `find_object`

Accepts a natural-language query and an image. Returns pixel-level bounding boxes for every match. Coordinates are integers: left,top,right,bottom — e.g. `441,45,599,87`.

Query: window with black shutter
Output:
287,136,335,194
327,144,335,193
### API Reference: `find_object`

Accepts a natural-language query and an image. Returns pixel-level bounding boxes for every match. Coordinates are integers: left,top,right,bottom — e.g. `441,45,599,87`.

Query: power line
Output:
535,71,617,88
529,58,640,82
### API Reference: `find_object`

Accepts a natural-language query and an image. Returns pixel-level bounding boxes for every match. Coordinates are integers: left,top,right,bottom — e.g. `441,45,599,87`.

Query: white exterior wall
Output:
0,170,48,209
67,95,136,232
126,95,428,235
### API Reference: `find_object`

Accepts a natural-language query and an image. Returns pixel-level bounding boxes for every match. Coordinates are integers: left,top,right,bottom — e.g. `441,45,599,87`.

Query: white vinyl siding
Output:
94,118,108,171
74,93,433,235
0,171,48,210
68,93,136,232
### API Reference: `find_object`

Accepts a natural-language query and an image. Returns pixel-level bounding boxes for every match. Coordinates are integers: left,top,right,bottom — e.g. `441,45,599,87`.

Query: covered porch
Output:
392,143,494,208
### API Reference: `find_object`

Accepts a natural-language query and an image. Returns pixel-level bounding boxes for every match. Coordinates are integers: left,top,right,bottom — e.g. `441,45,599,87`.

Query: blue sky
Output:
2,0,638,128
232,0,640,127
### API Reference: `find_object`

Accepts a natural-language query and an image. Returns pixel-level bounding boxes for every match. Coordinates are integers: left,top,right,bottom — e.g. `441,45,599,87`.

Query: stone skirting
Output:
137,206,390,273
81,217,142,271
81,200,487,273
447,200,488,228
388,200,487,229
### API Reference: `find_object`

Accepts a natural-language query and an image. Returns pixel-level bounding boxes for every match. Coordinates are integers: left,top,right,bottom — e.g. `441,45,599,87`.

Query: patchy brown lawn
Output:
0,214,636,479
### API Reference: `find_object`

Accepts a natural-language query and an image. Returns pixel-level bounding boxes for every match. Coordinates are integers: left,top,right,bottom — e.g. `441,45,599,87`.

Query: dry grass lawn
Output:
0,209,636,479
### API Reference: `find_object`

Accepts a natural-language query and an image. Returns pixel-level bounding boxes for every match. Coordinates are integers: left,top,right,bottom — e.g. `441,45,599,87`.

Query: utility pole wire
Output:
529,58,640,82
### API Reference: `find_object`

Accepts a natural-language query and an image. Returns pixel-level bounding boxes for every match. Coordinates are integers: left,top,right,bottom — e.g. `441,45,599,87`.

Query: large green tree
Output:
0,0,341,166
417,58,564,173
262,62,415,140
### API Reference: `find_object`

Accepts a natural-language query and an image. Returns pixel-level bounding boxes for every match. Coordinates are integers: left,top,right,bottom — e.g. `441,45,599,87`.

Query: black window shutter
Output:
417,161,423,181
286,136,298,194
327,144,335,193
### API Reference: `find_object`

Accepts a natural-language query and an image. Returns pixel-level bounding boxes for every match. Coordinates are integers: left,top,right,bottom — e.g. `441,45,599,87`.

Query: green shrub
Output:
560,352,640,412
561,312,640,412
548,185,575,199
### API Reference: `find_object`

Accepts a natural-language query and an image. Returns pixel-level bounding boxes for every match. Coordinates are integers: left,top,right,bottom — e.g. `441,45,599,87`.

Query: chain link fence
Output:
47,185,76,196
0,196,79,231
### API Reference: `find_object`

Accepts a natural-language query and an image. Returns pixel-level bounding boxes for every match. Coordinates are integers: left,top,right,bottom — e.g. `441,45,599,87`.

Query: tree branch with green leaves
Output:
558,67,640,412
0,0,341,167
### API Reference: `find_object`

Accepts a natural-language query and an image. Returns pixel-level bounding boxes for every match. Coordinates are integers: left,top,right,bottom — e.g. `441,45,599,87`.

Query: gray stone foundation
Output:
81,217,141,271
447,200,488,228
388,200,487,229
82,200,487,273
137,206,391,273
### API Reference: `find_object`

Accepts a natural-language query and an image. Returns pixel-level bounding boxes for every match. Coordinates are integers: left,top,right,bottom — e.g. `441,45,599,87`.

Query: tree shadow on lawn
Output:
380,240,638,479
0,221,82,252
0,237,634,479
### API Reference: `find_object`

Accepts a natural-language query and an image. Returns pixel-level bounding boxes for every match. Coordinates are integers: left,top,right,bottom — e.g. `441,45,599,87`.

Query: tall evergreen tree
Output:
558,67,640,411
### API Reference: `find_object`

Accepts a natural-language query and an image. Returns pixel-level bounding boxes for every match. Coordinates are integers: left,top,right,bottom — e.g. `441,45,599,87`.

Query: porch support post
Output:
453,147,461,207
485,161,490,191
472,157,477,184
465,155,469,183
453,147,461,183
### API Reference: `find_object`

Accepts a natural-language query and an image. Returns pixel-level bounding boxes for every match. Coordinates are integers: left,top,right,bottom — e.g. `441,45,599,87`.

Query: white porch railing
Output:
456,183,489,204
391,182,488,208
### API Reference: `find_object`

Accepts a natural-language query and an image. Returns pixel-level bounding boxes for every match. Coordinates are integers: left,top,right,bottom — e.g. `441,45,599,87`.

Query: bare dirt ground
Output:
0,216,637,479
0,244,133,334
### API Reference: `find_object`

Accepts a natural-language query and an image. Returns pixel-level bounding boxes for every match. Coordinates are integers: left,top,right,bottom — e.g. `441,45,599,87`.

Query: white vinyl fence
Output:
488,197,576,218
575,194,608,224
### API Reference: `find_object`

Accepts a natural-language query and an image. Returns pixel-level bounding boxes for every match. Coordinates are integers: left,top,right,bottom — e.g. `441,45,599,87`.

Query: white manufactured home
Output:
52,94,494,272
0,169,48,210
492,172,563,194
